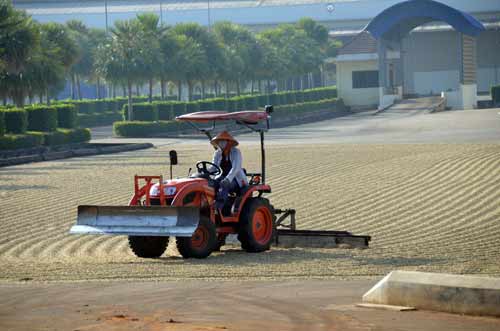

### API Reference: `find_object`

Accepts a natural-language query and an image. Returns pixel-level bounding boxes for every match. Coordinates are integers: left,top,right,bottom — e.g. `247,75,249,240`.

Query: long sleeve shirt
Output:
211,147,248,187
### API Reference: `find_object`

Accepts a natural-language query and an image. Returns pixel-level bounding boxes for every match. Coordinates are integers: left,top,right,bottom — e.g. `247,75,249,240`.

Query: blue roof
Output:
364,0,485,40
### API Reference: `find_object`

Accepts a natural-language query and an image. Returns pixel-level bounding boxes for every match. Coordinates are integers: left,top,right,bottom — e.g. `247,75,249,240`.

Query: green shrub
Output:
132,96,148,103
122,103,158,121
0,111,4,136
113,121,179,137
284,92,296,104
492,85,500,106
269,93,280,106
242,95,259,110
226,98,238,112
0,133,44,150
212,98,226,111
26,106,58,132
3,108,27,134
154,102,174,121
54,104,77,129
42,128,91,146
278,92,288,105
93,100,108,113
76,100,97,114
172,102,187,117
257,95,268,107
234,97,245,111
198,99,214,111
77,112,122,128
186,102,200,113
295,91,304,103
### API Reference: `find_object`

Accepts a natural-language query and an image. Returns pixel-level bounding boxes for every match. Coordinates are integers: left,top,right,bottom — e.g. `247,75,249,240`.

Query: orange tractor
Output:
71,106,370,258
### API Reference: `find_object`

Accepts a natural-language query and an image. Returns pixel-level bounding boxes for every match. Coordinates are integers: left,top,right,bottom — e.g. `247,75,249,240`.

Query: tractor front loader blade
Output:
70,205,199,237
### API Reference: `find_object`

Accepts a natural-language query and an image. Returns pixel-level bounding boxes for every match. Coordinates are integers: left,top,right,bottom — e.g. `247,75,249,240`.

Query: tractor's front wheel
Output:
128,236,169,258
176,217,217,259
238,198,275,252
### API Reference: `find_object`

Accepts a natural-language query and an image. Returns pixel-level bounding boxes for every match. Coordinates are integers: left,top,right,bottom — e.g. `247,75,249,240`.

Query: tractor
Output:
72,107,279,258
71,106,371,257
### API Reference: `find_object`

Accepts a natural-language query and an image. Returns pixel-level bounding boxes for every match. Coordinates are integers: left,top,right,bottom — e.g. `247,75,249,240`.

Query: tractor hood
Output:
149,178,206,197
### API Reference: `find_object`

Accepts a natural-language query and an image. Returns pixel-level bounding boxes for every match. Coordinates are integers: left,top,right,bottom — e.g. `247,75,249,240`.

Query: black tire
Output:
128,236,169,258
176,217,217,259
238,198,275,253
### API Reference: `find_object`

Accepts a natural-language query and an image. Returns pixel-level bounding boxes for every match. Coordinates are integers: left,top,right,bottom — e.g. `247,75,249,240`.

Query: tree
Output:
213,21,262,95
97,19,156,120
171,23,223,99
0,1,39,106
136,13,164,102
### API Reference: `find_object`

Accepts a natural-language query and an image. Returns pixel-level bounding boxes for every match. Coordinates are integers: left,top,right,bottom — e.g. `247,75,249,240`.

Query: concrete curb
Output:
362,271,500,317
0,143,153,167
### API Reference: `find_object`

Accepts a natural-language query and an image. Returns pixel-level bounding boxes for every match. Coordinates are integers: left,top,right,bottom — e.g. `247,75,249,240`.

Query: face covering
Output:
218,141,227,149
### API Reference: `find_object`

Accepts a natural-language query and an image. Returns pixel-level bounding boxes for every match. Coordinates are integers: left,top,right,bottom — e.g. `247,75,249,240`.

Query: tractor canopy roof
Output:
176,111,269,125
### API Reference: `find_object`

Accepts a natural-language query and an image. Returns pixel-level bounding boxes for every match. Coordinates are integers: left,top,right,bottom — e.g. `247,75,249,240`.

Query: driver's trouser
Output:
215,178,240,210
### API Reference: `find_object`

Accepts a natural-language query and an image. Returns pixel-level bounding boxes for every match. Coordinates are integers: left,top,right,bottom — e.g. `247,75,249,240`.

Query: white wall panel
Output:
413,70,460,95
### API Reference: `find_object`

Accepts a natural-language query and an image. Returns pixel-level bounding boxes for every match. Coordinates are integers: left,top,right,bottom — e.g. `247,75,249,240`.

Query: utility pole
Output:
207,0,211,31
160,0,163,25
105,0,109,34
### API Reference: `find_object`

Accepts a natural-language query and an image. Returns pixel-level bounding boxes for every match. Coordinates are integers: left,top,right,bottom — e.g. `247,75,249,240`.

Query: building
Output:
334,0,500,110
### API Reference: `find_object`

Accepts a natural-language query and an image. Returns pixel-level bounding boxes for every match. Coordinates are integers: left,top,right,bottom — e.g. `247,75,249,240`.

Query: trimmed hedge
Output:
0,132,44,150
0,111,4,136
186,102,200,113
122,103,158,121
41,128,91,146
226,98,238,112
113,121,181,137
3,108,27,134
198,99,214,111
154,101,174,121
257,95,269,107
77,112,122,128
114,98,343,138
54,104,77,129
492,85,500,106
172,102,187,117
212,98,226,111
269,93,280,106
242,95,259,110
0,128,91,151
25,106,58,132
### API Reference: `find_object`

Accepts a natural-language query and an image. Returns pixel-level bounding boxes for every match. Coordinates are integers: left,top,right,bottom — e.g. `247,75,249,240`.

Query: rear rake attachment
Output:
274,209,371,249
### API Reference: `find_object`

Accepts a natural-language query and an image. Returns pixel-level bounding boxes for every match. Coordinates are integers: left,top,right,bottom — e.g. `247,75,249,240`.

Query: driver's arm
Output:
208,149,222,173
225,148,242,183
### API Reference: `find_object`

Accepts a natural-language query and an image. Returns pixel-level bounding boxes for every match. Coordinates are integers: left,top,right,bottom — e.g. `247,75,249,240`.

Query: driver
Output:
209,131,248,210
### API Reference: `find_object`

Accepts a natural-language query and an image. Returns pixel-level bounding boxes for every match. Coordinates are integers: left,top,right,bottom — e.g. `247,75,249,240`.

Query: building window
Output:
352,70,379,89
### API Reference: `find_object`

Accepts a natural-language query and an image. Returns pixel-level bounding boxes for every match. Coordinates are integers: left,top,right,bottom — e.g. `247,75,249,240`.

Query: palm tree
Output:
97,19,154,120
136,13,164,102
0,1,39,106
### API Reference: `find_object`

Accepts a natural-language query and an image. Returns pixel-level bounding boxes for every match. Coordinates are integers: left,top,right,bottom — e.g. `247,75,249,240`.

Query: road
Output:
2,280,500,331
92,107,500,146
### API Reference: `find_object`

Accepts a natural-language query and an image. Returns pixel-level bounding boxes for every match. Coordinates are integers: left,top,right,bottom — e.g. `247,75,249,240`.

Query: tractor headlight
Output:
165,186,176,196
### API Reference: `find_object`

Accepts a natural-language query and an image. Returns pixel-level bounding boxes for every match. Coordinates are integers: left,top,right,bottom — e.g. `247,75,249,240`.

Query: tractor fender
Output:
171,182,215,207
234,184,271,219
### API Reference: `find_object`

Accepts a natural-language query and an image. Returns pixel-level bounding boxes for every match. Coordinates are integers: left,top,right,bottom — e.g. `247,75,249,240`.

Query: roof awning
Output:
364,0,486,41
176,111,269,124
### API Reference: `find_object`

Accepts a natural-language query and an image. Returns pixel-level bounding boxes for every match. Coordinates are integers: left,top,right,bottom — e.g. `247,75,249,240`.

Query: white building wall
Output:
402,31,461,96
337,60,379,108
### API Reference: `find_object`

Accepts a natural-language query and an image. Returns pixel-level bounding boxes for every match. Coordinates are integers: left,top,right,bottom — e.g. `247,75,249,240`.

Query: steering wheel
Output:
196,161,222,177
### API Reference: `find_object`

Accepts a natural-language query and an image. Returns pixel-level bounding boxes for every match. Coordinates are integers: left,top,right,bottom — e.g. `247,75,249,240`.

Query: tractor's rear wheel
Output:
176,217,217,259
128,236,169,258
238,198,275,253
